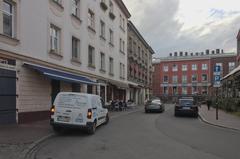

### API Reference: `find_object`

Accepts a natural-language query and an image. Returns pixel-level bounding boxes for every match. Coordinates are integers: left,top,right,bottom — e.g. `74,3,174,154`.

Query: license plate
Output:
183,107,190,110
57,116,70,122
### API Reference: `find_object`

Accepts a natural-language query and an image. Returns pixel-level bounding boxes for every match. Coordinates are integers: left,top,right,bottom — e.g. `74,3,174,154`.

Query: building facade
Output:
152,50,236,100
127,21,154,104
0,0,131,124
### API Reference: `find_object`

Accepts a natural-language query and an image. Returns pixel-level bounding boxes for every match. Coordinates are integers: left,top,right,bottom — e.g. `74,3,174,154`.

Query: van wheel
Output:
88,122,96,135
104,114,109,125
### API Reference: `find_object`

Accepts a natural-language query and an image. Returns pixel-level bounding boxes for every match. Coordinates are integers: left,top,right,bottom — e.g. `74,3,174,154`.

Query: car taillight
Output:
50,105,55,115
87,109,92,119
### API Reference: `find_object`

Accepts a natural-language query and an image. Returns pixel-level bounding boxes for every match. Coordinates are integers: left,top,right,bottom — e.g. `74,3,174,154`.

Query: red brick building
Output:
152,50,236,98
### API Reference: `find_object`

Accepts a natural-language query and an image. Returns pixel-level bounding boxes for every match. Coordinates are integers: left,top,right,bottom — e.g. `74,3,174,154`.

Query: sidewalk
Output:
0,106,143,159
199,105,240,131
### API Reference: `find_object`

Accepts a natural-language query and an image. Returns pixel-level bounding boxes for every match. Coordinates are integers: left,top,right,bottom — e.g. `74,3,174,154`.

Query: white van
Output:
50,92,109,134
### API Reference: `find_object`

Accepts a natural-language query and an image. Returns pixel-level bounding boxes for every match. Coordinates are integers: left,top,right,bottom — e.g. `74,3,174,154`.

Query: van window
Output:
57,94,88,108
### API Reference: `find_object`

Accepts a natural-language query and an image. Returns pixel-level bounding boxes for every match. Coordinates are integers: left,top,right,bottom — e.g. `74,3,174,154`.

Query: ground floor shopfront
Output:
0,54,130,124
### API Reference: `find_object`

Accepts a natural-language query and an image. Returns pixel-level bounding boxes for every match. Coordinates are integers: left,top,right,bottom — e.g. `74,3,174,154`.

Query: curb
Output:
20,107,143,159
20,133,54,159
198,112,240,132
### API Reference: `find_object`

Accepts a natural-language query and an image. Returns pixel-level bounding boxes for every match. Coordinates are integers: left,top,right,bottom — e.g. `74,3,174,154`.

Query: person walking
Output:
207,98,212,110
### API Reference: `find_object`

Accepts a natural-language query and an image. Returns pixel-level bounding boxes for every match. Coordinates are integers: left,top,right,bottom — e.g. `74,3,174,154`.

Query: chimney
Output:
174,52,178,57
206,49,210,55
185,52,188,56
212,50,215,54
170,53,172,57
216,49,220,54
180,51,183,56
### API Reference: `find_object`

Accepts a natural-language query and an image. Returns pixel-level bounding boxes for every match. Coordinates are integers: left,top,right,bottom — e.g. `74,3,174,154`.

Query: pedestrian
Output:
207,99,212,110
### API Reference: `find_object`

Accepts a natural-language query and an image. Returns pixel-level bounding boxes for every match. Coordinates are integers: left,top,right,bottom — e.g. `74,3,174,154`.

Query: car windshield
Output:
152,100,161,104
179,99,193,106
57,94,88,108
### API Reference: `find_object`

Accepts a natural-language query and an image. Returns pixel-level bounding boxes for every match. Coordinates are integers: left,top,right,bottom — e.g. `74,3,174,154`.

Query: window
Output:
192,74,197,82
72,0,80,17
202,86,208,94
172,64,178,72
202,74,207,82
163,76,168,83
133,42,136,54
192,86,197,94
100,20,105,39
163,87,168,95
119,38,125,53
120,63,125,78
202,64,208,70
138,47,141,57
109,29,114,45
173,86,178,95
88,9,95,29
163,65,168,72
53,0,62,5
119,14,125,30
88,45,95,67
229,62,235,72
173,76,178,83
100,52,105,71
72,37,80,60
182,75,187,83
2,1,14,37
109,1,113,13
50,24,61,53
182,64,187,71
109,57,114,75
192,64,197,71
128,37,132,51
182,87,187,95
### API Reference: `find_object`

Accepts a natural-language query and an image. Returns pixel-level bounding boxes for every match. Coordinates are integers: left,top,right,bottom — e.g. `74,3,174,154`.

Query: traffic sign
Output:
213,65,221,87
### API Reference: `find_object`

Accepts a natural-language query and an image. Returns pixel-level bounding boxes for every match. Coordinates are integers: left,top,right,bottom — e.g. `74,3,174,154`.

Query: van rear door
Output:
55,94,88,125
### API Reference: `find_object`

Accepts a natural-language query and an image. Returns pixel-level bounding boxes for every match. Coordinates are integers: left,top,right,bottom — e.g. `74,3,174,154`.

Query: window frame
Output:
88,45,95,67
72,36,80,60
2,0,15,37
50,24,61,53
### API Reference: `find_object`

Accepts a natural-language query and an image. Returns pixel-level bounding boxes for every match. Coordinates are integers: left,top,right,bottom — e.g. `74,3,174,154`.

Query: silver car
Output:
145,99,165,113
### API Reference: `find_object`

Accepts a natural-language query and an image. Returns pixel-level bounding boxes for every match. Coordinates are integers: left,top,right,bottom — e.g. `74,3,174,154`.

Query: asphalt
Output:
0,106,142,159
32,104,240,159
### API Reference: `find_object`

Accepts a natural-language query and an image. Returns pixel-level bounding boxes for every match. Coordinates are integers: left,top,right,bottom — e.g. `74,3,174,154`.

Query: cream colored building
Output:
127,21,154,105
0,0,130,124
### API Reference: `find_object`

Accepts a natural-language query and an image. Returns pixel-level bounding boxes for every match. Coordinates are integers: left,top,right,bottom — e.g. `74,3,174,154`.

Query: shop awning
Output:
108,80,129,89
24,63,97,85
222,65,240,80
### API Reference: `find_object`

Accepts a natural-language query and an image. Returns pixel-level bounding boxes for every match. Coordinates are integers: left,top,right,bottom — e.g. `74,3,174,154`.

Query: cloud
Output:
123,0,240,57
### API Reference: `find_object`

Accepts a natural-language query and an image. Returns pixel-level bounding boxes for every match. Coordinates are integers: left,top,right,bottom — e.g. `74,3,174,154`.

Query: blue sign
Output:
214,65,221,72
214,65,221,87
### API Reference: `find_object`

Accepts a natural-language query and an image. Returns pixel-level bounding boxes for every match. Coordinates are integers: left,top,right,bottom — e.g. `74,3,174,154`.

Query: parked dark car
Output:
174,98,198,117
145,99,165,113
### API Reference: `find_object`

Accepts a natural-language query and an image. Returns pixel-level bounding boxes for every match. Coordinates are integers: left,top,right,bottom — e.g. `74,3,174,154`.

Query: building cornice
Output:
153,53,237,63
114,0,131,18
128,21,155,54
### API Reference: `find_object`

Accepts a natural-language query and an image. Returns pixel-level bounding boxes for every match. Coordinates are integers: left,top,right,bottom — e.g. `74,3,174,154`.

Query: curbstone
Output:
198,112,240,132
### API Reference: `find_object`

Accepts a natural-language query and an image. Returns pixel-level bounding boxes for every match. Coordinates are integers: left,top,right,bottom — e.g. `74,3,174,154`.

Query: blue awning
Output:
24,63,97,85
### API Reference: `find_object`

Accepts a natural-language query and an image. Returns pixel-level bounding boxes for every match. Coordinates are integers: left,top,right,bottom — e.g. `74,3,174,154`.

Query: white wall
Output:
1,0,129,84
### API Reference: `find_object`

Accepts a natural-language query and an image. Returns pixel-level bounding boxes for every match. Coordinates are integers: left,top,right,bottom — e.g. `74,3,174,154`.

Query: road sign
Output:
213,65,221,87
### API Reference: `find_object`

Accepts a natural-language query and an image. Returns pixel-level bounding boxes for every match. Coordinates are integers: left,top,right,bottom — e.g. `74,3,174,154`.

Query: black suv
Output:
174,97,198,117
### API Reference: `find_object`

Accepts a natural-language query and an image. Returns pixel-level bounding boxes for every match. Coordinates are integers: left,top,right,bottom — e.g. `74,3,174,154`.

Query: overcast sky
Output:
122,0,240,58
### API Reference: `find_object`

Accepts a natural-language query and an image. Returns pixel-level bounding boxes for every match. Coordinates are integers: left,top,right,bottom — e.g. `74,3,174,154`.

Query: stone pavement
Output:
0,106,143,159
199,105,240,131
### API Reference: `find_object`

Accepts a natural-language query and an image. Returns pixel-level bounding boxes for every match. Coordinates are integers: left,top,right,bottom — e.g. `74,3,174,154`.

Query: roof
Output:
128,21,155,54
114,0,131,18
222,64,240,80
154,52,236,63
